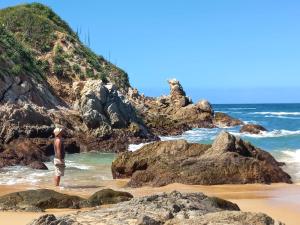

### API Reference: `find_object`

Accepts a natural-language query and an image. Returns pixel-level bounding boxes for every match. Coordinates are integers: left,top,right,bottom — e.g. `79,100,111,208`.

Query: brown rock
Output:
240,124,268,134
28,161,48,170
213,112,244,127
112,132,292,187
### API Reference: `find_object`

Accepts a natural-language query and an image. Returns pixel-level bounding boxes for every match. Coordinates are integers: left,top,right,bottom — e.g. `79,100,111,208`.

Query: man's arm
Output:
55,139,63,161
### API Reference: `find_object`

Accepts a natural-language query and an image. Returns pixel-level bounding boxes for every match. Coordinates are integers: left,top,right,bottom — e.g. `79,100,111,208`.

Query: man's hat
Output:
53,127,63,136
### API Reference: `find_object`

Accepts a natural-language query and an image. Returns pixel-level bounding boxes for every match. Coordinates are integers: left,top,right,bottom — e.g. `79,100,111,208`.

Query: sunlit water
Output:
1,103,300,186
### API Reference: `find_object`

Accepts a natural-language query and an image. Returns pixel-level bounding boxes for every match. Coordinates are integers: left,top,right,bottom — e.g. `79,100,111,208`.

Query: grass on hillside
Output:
0,3,130,89
0,25,43,80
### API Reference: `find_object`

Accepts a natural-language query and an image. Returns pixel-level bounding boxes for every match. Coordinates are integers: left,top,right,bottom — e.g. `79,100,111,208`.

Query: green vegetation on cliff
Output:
0,3,130,90
0,25,42,80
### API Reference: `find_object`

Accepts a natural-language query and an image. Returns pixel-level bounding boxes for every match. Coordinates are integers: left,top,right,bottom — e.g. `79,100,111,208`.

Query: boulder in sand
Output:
0,188,133,212
112,131,292,187
29,191,283,225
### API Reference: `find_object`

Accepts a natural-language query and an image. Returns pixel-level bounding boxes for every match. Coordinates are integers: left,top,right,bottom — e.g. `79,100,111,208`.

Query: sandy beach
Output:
0,182,299,225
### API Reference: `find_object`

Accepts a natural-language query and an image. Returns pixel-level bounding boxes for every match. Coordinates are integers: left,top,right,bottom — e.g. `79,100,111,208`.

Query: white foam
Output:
228,107,257,110
230,129,300,138
251,112,300,116
161,128,219,143
128,142,152,152
65,160,92,170
264,115,300,120
281,150,300,163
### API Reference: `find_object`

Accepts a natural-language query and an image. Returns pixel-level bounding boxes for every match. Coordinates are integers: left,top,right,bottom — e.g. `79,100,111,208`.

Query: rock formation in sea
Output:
112,131,292,187
240,124,268,134
28,191,284,225
127,78,243,136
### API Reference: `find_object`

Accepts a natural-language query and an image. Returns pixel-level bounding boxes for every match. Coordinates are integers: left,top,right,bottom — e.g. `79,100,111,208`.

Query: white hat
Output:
53,127,63,136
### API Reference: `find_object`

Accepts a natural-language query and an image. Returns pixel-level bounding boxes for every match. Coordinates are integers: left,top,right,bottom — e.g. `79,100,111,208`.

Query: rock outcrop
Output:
240,124,268,134
127,80,216,136
213,112,244,127
112,132,292,187
127,79,243,136
29,191,284,225
0,138,80,170
0,188,133,212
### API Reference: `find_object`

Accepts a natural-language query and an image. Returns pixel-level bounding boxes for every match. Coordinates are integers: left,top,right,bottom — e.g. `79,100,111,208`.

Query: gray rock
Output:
0,188,132,212
28,191,283,225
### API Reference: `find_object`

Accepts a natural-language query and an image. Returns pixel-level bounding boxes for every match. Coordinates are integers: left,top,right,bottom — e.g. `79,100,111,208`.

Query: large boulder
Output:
240,124,268,134
0,189,83,211
0,188,132,212
112,132,292,187
0,139,49,169
0,138,81,170
29,191,283,225
82,188,133,207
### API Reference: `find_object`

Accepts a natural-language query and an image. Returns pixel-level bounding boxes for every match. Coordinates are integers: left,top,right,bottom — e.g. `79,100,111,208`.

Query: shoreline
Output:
0,182,299,225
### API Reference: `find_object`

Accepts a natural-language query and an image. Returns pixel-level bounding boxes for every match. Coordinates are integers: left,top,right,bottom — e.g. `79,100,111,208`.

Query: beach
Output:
0,181,299,225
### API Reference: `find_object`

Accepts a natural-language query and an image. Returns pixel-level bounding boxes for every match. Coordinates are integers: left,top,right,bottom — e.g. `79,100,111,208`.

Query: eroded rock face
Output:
112,132,292,187
73,80,152,133
0,74,63,108
0,188,133,212
240,124,268,134
28,191,283,225
168,78,191,107
0,104,54,144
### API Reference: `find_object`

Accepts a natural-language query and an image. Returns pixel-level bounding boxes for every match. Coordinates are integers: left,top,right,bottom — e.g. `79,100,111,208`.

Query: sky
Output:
1,0,300,103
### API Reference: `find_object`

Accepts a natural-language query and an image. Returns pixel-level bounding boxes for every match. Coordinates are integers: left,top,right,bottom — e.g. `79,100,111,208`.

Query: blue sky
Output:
1,0,300,103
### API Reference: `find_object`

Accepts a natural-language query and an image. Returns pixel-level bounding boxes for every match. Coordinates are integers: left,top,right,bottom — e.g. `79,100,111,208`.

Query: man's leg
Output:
54,176,61,186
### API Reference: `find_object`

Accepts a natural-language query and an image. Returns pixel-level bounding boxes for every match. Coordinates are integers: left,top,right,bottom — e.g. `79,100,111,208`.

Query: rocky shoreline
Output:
0,3,293,225
27,191,283,225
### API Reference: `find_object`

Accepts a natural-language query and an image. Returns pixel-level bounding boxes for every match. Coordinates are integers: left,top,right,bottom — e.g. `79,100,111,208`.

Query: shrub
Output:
85,68,94,78
72,64,81,74
53,64,63,76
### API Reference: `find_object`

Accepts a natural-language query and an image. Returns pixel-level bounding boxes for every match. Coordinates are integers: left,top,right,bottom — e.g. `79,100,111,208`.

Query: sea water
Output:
1,103,300,186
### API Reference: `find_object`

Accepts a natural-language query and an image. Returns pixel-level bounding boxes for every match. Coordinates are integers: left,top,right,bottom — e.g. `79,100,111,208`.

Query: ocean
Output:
1,103,299,187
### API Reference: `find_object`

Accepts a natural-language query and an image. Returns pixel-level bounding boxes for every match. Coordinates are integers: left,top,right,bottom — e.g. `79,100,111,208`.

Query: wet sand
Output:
0,182,299,225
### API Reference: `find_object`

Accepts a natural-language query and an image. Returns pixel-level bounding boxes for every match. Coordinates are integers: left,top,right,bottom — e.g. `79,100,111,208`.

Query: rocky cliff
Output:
0,3,157,168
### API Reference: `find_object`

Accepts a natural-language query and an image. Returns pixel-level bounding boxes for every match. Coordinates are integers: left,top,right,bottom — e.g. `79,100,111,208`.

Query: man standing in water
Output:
53,127,65,186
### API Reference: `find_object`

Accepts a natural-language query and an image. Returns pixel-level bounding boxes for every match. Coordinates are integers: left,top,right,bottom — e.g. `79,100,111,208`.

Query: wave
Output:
65,160,92,170
264,115,300,120
230,129,300,138
281,150,300,163
227,107,257,110
251,112,300,116
128,142,152,152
